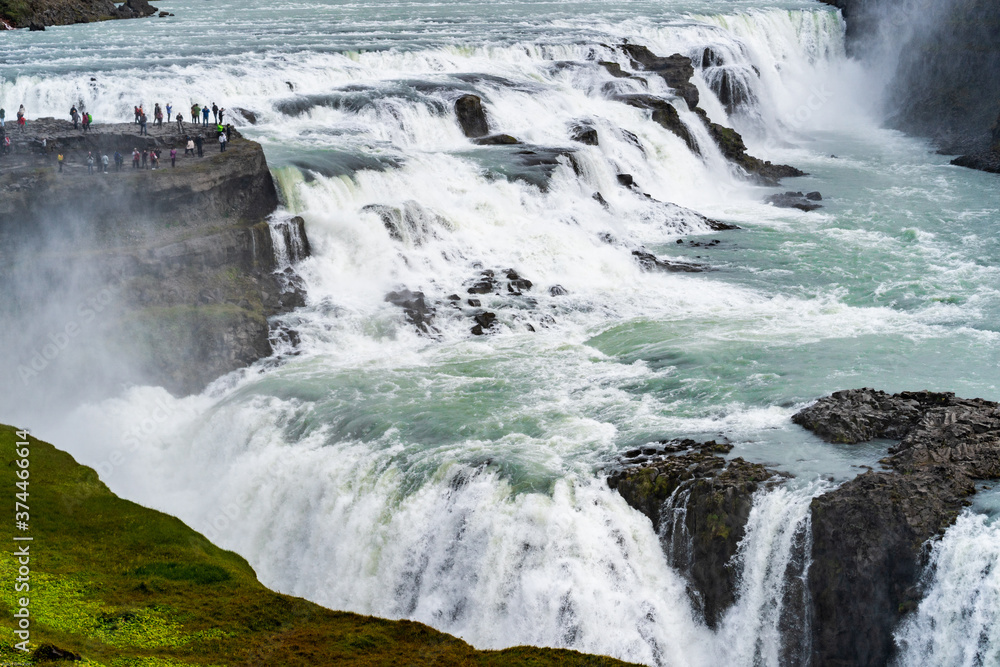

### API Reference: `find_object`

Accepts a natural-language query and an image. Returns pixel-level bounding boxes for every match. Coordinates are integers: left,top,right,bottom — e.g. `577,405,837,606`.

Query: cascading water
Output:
4,1,1000,665
894,511,1000,666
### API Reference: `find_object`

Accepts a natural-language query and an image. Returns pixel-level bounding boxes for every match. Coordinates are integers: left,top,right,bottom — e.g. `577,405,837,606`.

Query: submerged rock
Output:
455,94,490,139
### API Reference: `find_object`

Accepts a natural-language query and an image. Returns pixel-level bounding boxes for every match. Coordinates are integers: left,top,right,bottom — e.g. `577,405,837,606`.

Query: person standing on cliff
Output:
114,150,123,171
70,105,79,129
81,112,90,133
134,106,140,124
184,136,194,155
219,131,227,152
170,146,177,167
166,102,173,123
194,134,204,157
191,103,200,126
132,148,140,169
86,152,94,174
218,107,225,125
139,112,148,136
212,103,218,124
101,153,109,174
176,113,184,132
154,103,163,128
57,152,64,172
201,104,210,127
0,108,5,129
16,105,25,133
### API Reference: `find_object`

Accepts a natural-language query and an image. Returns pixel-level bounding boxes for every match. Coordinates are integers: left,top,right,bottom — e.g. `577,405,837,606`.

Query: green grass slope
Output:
0,425,638,666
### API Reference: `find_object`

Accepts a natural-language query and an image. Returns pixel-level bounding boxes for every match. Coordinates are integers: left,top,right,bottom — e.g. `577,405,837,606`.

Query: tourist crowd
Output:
0,101,237,172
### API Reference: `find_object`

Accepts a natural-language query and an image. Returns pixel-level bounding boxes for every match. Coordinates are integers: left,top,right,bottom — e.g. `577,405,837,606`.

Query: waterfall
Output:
27,5,952,666
894,512,1000,666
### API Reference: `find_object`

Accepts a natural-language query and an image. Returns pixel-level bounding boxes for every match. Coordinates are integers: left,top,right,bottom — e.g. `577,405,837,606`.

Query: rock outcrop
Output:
1,0,158,28
608,440,783,628
612,47,805,185
0,119,308,397
609,389,1000,665
795,388,999,666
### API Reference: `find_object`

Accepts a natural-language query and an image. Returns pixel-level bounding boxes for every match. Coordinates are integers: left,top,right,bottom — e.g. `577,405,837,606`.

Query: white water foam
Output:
894,512,1000,667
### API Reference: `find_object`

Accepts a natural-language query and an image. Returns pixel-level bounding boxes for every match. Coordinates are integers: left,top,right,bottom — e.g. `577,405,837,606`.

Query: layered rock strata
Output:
0,119,308,396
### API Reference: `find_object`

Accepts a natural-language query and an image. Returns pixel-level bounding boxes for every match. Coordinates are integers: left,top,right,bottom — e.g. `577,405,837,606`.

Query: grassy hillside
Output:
0,425,638,666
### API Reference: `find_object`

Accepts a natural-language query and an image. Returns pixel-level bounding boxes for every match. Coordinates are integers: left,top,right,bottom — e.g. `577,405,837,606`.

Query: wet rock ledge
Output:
608,388,1000,666
0,119,310,396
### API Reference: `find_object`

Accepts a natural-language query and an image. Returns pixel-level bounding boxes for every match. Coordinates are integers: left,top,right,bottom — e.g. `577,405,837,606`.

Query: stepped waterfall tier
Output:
1,1,998,665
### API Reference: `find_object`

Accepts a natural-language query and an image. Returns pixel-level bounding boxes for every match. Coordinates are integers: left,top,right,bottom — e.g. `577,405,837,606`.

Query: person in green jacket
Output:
191,103,200,125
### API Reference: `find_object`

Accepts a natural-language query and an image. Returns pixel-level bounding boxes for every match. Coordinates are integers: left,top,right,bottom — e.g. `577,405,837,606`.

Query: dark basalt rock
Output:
234,108,258,125
570,123,599,146
765,191,823,212
466,268,534,295
705,219,740,231
28,20,45,30
548,285,568,296
597,61,634,79
616,173,635,187
385,289,437,335
473,134,520,145
794,388,1000,667
455,94,490,139
620,44,700,109
699,113,806,184
632,249,706,273
951,150,1000,174
616,94,698,154
609,439,784,628
470,311,497,335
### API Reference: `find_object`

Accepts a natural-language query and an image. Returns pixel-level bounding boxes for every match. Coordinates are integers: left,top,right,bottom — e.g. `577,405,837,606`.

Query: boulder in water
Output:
471,311,497,335
765,192,823,212
28,20,45,30
472,133,519,145
570,123,599,146
455,94,490,138
385,289,437,335
234,108,258,125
